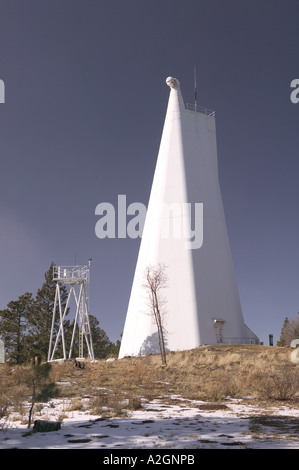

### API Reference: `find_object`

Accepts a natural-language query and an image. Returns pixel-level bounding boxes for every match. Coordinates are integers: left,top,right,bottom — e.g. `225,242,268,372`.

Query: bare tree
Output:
143,264,168,365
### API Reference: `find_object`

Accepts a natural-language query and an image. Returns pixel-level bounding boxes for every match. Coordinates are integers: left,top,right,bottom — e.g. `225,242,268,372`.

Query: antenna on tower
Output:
194,65,198,111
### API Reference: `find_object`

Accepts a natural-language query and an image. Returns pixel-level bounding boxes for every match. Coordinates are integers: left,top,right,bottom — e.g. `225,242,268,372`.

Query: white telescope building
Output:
119,77,259,358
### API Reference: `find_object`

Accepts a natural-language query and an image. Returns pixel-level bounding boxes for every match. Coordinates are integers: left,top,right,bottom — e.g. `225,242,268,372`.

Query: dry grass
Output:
1,344,298,424
50,344,299,403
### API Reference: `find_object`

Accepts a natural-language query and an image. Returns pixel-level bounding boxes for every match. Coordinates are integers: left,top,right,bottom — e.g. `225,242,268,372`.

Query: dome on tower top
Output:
166,76,180,89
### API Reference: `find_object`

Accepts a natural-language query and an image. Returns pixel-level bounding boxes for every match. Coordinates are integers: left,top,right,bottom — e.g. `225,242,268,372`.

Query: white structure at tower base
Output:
119,77,259,358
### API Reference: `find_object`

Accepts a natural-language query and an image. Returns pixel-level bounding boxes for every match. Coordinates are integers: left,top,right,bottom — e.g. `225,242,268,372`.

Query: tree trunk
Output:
28,379,36,428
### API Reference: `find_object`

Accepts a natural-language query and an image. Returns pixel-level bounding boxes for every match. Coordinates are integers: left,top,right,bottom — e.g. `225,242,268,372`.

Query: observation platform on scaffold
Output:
53,265,89,285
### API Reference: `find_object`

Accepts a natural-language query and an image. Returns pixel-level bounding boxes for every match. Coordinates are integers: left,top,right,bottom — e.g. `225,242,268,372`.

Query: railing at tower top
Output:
53,265,89,284
185,103,215,117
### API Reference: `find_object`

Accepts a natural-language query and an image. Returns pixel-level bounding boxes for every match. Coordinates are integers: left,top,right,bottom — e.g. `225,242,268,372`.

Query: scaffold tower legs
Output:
48,264,95,362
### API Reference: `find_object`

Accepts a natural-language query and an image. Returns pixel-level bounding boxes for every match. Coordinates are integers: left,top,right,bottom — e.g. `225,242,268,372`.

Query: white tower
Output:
48,263,94,361
119,77,258,358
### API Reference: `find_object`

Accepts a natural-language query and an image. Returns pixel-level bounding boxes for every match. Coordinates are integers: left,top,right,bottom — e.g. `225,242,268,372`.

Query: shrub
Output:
254,365,299,400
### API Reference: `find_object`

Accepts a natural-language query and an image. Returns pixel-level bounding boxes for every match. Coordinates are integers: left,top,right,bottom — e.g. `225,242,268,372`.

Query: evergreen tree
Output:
26,362,59,428
89,314,119,358
0,262,119,363
0,293,34,364
278,314,299,346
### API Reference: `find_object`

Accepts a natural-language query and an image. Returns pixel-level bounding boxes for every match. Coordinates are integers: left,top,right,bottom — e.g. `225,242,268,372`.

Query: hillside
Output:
2,344,298,406
99,344,298,401
1,344,299,449
45,344,299,403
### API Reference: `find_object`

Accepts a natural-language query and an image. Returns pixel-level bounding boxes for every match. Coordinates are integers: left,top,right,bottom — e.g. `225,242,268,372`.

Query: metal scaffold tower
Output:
48,261,95,362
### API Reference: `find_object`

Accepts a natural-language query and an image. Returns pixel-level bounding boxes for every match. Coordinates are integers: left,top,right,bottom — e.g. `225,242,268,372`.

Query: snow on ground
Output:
1,395,299,449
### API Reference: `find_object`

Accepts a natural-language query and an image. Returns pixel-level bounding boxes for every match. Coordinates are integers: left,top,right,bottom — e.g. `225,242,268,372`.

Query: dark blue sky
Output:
0,0,298,346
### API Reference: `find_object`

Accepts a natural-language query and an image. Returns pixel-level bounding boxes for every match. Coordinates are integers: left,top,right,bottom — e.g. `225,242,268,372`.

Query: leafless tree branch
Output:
143,264,168,365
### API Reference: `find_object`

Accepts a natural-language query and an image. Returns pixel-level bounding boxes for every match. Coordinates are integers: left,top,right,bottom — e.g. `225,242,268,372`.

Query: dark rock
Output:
33,419,61,432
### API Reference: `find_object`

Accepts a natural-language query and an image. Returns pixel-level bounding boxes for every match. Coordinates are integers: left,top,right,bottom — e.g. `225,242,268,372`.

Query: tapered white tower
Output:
119,77,258,358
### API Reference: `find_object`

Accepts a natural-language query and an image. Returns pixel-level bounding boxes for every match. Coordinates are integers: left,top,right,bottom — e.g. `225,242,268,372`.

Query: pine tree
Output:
26,362,59,428
88,314,117,359
0,293,34,364
0,262,119,363
278,314,299,346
